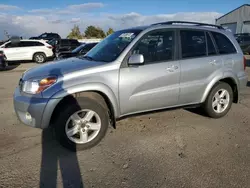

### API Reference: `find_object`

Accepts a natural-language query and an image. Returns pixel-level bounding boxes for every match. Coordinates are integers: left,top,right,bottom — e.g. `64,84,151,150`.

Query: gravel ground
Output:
0,62,250,188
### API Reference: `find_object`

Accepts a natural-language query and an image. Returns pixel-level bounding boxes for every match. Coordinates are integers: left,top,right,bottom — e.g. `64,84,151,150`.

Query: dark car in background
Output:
234,33,250,55
30,32,61,41
56,42,98,60
0,51,7,69
48,39,81,54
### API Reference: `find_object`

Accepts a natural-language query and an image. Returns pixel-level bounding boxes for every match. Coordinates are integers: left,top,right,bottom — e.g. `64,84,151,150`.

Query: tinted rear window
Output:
211,32,236,54
20,41,44,47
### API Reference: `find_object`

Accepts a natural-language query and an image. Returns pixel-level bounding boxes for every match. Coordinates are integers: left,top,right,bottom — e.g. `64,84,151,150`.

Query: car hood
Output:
22,57,106,80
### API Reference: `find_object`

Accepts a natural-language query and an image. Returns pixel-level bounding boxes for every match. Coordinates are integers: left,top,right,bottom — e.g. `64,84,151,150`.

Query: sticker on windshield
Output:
119,33,134,38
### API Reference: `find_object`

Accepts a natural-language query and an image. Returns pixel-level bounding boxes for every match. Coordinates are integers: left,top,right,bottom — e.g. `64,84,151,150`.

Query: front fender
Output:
51,82,120,118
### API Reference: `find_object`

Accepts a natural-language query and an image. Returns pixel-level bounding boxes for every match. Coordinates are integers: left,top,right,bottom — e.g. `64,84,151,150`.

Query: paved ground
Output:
0,62,250,188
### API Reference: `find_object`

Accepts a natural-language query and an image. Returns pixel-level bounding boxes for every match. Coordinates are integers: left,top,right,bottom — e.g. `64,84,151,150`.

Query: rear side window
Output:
211,32,236,54
206,32,217,56
20,41,44,47
180,30,206,58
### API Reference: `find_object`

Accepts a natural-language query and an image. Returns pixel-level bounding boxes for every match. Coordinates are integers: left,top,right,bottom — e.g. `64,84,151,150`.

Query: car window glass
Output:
181,30,206,58
70,40,79,45
132,30,175,64
206,32,217,56
61,40,69,45
41,34,47,38
5,42,20,48
86,29,142,62
80,45,93,53
244,36,250,42
212,32,236,54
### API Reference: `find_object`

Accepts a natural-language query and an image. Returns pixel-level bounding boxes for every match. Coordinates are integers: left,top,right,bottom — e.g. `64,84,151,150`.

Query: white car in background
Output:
0,40,54,63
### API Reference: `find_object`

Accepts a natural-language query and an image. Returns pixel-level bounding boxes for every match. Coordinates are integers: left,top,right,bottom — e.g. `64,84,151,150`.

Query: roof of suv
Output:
130,21,227,33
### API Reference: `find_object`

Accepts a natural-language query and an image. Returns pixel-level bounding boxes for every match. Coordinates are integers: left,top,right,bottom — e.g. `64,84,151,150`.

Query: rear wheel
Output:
33,53,46,64
54,95,110,151
203,82,233,118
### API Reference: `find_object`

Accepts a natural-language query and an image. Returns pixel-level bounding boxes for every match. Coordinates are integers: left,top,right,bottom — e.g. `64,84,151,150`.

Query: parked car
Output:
13,21,247,151
30,32,61,41
234,33,250,55
51,39,81,53
0,51,7,69
0,40,54,63
56,43,98,60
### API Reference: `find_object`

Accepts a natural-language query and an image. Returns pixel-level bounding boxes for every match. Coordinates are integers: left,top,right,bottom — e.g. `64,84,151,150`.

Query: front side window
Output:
211,32,236,54
181,30,206,58
85,29,142,62
132,30,175,63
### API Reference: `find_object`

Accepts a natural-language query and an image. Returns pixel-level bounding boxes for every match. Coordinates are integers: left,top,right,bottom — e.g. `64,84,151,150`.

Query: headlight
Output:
22,77,57,94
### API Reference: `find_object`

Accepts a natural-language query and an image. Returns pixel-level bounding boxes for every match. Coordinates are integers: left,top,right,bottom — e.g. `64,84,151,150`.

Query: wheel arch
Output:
32,52,46,59
49,84,119,129
201,74,239,103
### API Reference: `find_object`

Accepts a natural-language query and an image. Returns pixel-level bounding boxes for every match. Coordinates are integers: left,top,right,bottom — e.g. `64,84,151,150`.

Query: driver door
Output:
119,29,180,115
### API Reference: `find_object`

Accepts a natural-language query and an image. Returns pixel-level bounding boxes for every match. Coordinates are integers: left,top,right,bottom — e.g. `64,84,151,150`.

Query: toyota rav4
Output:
13,21,248,151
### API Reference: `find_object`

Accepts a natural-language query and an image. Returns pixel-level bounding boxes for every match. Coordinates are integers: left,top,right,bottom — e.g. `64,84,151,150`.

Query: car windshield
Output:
72,44,86,53
84,29,142,62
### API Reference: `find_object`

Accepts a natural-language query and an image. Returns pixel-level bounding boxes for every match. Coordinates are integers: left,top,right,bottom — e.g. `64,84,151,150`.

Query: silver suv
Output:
13,21,248,151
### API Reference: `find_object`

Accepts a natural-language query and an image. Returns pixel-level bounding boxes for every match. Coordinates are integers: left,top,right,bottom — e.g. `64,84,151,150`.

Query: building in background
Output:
216,4,250,34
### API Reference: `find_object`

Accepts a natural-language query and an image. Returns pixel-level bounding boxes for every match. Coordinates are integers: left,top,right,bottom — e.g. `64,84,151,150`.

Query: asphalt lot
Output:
0,61,250,188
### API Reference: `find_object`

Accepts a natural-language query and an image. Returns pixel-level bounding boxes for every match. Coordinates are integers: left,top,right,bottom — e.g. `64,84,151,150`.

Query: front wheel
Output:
203,82,233,118
54,95,110,151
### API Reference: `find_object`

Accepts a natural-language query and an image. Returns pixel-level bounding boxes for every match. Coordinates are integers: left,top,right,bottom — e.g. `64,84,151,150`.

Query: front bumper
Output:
13,87,61,129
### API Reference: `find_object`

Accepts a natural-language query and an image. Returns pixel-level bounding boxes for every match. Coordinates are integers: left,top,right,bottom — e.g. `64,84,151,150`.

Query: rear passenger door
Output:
178,29,223,104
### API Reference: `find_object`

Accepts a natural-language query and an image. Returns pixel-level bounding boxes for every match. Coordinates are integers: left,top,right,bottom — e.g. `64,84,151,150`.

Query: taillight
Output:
47,46,53,49
243,56,246,70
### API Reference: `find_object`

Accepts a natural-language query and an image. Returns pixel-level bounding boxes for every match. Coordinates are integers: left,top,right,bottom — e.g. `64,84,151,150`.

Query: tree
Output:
84,26,106,38
106,28,114,36
67,25,83,39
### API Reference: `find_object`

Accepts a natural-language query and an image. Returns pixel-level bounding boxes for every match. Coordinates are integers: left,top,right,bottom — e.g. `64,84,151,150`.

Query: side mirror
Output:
128,54,144,65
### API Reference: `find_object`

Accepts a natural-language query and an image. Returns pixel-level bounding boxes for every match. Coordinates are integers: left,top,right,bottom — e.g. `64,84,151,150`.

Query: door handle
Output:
209,60,217,65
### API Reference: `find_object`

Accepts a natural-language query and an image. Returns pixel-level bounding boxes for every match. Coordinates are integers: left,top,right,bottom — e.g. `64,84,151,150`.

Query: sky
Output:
0,0,248,39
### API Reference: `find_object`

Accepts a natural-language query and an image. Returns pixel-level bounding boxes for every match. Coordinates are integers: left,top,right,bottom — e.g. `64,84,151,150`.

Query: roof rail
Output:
151,21,224,29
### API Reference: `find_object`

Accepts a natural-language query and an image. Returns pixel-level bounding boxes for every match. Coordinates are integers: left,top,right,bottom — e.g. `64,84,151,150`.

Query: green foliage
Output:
67,25,111,39
67,25,83,39
106,28,114,36
84,26,106,38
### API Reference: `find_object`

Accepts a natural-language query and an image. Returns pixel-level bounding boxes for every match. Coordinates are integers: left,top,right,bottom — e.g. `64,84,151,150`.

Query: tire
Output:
203,82,233,118
54,95,110,151
33,53,46,64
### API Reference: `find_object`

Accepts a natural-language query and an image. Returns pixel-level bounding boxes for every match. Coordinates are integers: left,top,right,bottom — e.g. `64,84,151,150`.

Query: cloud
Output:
29,3,104,15
68,3,104,11
69,18,81,24
0,12,222,40
0,4,20,11
29,9,52,14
